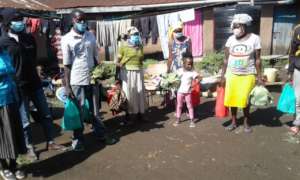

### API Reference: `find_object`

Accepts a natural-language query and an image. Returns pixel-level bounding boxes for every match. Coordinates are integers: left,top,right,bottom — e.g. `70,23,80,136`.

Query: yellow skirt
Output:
224,73,256,108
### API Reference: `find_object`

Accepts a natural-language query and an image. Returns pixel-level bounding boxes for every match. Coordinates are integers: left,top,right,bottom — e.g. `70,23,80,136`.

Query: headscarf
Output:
230,13,253,29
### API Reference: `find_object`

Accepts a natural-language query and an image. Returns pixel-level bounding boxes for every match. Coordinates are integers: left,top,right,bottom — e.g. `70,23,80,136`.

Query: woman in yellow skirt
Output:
220,14,264,133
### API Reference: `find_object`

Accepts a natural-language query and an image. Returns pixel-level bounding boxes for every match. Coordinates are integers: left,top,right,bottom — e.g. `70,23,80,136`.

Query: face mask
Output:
233,28,242,37
175,32,183,39
75,22,87,33
129,35,140,46
10,21,25,33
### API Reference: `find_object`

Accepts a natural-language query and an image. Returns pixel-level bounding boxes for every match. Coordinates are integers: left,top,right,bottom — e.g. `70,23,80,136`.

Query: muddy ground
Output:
25,86,300,180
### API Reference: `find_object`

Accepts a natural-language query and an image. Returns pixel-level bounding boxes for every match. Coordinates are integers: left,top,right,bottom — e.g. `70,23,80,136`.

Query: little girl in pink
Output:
173,53,201,128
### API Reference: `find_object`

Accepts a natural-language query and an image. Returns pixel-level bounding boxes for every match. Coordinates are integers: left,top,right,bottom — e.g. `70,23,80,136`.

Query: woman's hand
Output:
256,76,265,86
220,76,226,87
286,73,293,85
116,62,124,67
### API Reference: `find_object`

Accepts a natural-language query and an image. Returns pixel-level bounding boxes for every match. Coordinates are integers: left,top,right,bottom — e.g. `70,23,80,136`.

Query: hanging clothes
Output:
150,16,159,44
157,9,195,59
179,9,196,23
183,10,203,57
132,16,159,45
157,14,171,59
40,19,49,34
26,18,41,33
96,19,132,61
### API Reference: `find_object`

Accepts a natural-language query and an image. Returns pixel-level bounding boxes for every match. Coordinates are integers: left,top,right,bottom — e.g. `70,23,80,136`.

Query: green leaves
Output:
194,52,225,74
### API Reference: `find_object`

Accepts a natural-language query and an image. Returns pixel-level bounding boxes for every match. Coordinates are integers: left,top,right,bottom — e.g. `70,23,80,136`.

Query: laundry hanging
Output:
157,9,196,59
26,18,41,33
96,19,132,61
183,10,203,57
132,16,159,44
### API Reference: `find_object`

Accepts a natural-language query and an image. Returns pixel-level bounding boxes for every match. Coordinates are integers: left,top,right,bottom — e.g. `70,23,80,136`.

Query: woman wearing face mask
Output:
117,27,146,122
167,22,192,73
220,14,263,133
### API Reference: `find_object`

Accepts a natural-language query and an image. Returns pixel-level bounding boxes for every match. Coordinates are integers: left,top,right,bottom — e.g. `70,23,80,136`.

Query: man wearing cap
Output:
220,14,263,133
0,9,66,160
62,10,116,151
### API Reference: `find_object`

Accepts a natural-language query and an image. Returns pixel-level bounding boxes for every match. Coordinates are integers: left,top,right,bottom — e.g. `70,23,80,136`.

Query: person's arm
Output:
167,42,173,73
187,38,192,55
61,36,74,98
255,49,263,85
220,47,229,87
64,65,74,98
117,45,124,67
287,27,299,82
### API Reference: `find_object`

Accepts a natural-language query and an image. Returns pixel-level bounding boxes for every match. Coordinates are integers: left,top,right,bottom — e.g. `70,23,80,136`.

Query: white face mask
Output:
233,28,242,37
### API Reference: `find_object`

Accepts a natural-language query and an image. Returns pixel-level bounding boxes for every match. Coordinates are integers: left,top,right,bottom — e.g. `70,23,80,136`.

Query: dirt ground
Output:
24,86,300,180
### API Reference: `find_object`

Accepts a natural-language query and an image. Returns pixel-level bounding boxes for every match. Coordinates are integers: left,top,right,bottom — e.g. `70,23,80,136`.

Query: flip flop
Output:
173,121,180,127
226,124,237,131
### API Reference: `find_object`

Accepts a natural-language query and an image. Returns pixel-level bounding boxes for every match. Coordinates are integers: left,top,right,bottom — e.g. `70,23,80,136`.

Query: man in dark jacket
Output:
0,9,65,160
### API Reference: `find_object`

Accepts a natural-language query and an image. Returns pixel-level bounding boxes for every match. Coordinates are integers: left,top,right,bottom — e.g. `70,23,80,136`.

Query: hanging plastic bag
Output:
191,80,201,107
61,98,82,131
215,86,229,118
249,85,273,107
82,99,93,123
277,83,296,114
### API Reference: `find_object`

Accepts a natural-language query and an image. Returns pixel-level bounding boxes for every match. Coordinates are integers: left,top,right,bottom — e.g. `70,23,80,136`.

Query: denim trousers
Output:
19,87,54,147
71,85,106,146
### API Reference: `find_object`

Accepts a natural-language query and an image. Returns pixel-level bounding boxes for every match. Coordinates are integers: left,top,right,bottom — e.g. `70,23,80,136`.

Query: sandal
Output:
173,121,180,127
15,170,26,180
226,124,237,131
0,170,16,180
290,126,300,135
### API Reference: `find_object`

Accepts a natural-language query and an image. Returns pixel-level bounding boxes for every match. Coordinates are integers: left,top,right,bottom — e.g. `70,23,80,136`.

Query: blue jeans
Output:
19,87,54,146
71,85,106,145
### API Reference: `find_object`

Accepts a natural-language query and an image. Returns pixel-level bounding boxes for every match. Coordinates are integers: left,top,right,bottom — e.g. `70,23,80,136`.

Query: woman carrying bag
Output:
220,14,263,133
117,27,146,122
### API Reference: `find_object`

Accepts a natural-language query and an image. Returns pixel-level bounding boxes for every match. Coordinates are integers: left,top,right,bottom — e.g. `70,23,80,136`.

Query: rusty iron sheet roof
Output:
41,0,294,9
41,0,202,9
0,0,54,11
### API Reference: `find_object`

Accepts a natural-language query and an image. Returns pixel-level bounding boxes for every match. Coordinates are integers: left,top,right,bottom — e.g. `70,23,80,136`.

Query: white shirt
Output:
225,33,261,75
61,29,98,85
8,32,19,42
177,68,198,93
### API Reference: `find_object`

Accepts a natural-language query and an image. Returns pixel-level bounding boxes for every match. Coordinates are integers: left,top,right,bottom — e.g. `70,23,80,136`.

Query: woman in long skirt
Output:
0,51,27,179
117,27,146,121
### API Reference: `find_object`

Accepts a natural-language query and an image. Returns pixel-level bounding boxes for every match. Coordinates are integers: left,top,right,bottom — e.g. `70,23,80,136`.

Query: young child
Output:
108,80,130,124
173,53,201,128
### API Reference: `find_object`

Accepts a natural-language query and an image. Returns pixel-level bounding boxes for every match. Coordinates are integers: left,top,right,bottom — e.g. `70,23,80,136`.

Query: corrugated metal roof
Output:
0,0,54,11
41,0,206,9
40,0,292,10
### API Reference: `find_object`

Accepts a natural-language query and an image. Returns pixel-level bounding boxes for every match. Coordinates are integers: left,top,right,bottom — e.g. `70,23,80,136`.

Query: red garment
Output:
183,10,203,57
27,18,41,33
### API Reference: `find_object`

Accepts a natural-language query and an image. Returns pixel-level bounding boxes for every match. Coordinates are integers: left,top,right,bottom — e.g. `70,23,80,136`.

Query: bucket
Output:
263,68,278,83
